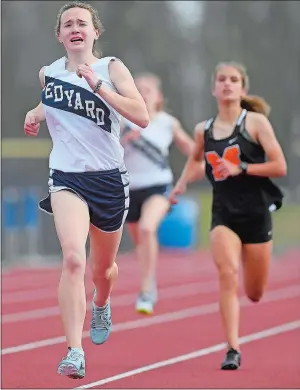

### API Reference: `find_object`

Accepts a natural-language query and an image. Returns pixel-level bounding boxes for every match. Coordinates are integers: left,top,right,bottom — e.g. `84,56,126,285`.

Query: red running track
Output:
2,250,300,389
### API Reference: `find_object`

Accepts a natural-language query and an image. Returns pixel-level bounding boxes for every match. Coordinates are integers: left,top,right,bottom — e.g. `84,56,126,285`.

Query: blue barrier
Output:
2,188,22,262
2,188,21,230
22,189,39,229
2,187,40,260
158,196,200,250
2,187,40,229
22,188,40,257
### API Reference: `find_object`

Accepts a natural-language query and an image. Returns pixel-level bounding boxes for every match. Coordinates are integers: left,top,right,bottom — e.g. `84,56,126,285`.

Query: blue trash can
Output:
158,196,200,250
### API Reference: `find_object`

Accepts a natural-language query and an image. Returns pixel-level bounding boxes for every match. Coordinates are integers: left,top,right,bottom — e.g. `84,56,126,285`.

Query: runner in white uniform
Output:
121,73,195,315
23,2,149,379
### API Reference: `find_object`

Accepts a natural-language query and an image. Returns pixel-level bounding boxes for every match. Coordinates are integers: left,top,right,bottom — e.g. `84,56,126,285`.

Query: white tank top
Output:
123,111,174,190
42,56,125,172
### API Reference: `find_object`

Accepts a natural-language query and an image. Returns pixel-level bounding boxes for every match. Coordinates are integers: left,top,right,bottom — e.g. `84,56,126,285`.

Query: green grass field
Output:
197,189,300,251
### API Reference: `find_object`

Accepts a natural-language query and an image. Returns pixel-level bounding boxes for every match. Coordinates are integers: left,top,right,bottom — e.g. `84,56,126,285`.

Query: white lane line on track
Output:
2,280,218,323
74,320,300,389
2,262,296,305
2,284,300,355
3,269,299,322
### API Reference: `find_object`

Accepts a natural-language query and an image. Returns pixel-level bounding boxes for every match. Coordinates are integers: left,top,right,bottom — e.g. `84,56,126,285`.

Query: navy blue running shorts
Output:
39,168,130,233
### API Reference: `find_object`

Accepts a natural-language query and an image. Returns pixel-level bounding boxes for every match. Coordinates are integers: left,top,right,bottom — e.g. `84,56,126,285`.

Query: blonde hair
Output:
55,1,104,57
134,72,165,112
212,61,271,117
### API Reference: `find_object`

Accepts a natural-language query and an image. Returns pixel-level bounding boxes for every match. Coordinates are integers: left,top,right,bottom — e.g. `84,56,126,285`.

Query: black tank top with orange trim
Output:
203,109,283,217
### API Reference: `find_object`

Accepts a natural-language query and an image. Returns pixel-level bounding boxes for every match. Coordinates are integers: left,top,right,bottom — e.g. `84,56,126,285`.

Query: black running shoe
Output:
221,347,241,370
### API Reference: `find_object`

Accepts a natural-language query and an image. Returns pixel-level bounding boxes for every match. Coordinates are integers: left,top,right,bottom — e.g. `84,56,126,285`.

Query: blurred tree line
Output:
2,0,300,191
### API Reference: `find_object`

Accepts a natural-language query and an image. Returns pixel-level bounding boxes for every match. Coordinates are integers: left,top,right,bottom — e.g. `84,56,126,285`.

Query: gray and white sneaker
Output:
57,347,85,379
90,290,112,345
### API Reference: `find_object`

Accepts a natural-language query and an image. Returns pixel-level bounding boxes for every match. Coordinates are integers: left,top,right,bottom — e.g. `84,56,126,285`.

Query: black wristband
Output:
93,80,103,93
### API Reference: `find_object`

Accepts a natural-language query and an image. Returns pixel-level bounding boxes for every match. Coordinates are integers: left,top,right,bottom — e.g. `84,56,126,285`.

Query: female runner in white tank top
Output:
23,1,149,379
121,73,196,315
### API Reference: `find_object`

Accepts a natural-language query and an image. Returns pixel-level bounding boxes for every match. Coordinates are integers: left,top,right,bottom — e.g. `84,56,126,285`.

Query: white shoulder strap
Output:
204,118,214,131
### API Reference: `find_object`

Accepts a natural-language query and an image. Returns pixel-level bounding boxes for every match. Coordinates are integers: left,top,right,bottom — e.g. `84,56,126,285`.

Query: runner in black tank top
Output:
204,108,283,244
169,62,287,371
